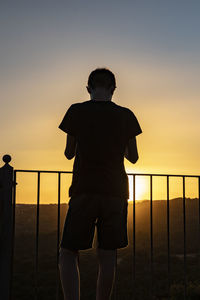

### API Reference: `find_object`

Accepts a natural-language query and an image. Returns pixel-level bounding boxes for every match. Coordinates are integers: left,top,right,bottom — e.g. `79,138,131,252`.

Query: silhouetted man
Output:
58,68,142,300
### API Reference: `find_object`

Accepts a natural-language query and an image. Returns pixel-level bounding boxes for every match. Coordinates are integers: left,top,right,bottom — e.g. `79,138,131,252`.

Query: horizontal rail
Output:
14,169,200,178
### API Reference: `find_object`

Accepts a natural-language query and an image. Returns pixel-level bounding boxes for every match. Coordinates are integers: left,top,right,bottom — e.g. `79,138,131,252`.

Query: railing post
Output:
0,155,14,300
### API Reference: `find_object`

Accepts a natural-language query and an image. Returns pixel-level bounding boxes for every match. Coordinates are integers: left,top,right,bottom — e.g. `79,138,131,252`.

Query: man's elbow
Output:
126,154,139,164
64,150,75,160
130,155,139,164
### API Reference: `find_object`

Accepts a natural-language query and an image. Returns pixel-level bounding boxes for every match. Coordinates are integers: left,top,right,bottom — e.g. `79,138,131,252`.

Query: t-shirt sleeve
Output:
58,104,77,136
126,109,142,139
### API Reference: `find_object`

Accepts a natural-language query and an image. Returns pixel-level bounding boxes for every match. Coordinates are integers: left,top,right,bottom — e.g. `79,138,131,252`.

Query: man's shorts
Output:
60,193,128,250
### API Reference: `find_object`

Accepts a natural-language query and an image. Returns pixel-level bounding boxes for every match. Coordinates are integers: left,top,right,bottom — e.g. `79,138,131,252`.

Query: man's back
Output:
59,99,142,198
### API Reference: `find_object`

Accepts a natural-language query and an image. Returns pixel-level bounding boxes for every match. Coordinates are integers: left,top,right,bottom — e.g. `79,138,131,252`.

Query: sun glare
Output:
128,175,149,202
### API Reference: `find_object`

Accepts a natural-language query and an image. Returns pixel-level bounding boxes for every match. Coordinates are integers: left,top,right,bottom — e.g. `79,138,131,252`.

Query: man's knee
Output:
59,247,79,264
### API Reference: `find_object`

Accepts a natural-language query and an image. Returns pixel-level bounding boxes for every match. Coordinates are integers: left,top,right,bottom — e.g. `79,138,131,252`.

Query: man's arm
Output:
64,134,77,159
124,137,139,164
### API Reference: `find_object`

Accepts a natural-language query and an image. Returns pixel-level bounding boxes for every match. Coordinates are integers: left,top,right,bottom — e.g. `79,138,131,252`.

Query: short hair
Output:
87,68,116,90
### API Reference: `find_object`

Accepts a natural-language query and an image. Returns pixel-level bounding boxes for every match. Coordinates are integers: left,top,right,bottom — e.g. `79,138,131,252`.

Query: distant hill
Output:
14,197,200,253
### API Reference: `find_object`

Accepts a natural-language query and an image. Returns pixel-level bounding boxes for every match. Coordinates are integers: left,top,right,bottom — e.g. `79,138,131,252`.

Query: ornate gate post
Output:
0,155,14,300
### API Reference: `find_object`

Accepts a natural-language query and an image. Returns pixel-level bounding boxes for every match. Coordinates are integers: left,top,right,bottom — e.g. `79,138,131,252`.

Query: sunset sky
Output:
1,1,200,203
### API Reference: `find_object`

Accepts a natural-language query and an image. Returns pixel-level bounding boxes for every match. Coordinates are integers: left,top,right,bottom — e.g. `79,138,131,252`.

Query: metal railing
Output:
1,155,200,299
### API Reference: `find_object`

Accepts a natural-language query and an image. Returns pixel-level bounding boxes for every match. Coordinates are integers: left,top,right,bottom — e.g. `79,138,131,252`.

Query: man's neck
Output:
90,88,112,101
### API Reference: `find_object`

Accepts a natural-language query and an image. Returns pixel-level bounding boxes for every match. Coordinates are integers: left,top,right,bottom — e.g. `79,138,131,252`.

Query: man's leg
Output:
96,248,117,300
59,247,80,300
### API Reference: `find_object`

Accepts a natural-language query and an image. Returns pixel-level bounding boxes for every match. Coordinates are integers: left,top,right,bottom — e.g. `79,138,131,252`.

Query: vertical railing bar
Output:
56,172,61,300
9,170,17,300
132,174,136,299
183,176,187,299
150,175,154,297
166,175,171,299
35,172,40,300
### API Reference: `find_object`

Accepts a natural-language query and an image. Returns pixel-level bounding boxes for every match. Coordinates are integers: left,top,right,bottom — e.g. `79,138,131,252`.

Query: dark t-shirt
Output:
58,100,142,199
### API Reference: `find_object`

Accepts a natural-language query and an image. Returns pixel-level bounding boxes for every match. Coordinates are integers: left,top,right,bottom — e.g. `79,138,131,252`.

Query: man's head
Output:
87,68,116,97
